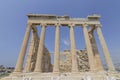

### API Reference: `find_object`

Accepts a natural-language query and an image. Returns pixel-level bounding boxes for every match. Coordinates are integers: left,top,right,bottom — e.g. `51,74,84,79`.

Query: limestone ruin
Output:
1,14,120,80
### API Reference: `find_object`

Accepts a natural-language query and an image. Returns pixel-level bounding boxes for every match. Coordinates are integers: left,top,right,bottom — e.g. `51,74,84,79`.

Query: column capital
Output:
55,23,61,27
82,23,88,27
27,22,32,26
68,23,75,28
27,23,32,29
95,24,102,28
40,23,47,27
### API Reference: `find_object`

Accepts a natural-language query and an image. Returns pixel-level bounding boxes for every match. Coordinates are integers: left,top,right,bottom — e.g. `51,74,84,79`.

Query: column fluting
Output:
96,25,115,71
14,23,32,72
83,24,96,71
34,24,46,72
69,24,78,72
53,24,60,73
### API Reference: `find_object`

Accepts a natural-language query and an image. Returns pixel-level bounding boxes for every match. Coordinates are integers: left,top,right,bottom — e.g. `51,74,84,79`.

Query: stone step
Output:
1,76,120,80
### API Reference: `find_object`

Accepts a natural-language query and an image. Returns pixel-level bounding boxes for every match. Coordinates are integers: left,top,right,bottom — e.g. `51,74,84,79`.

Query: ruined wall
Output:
42,47,53,72
59,49,90,72
59,50,72,72
76,50,90,72
25,39,53,72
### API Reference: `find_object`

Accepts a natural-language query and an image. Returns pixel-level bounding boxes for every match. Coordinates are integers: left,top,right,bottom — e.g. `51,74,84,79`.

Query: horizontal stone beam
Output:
28,20,101,27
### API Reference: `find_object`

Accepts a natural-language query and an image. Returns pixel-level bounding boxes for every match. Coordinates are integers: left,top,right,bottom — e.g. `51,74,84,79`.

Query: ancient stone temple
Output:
1,14,120,80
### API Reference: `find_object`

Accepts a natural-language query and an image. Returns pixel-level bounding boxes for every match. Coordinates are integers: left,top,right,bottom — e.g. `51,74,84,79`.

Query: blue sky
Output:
0,0,120,67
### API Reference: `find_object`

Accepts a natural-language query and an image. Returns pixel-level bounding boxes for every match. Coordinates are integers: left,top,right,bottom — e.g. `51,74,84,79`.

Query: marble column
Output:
83,24,96,71
89,31,103,71
69,24,78,72
30,34,39,72
53,24,60,73
24,29,37,72
96,25,115,71
34,24,46,72
14,23,32,72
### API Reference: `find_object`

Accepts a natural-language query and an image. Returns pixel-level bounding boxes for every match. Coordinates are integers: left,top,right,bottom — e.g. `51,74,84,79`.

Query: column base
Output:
10,71,22,76
53,72,60,76
107,70,117,74
71,71,79,74
33,71,42,74
12,71,22,74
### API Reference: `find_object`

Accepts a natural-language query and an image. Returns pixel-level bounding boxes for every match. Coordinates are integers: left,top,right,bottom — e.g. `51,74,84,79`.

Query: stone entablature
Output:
27,14,100,27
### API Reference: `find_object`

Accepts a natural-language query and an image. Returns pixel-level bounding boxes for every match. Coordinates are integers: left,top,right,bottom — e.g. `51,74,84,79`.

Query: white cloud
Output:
62,38,70,47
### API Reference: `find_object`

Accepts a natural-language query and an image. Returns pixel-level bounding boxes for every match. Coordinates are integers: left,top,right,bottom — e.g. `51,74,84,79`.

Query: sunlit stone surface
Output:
1,14,120,80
